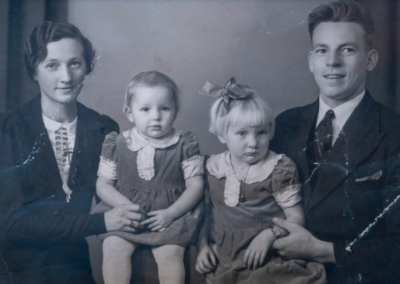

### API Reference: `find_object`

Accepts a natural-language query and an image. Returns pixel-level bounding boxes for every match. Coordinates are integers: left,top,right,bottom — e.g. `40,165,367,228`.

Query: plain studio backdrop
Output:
1,1,399,283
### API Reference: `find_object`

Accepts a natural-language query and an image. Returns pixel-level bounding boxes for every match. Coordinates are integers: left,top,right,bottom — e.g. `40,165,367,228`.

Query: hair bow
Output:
199,77,254,116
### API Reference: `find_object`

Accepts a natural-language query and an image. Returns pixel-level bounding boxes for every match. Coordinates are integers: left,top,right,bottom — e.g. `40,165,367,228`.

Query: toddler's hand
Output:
195,245,218,274
244,229,276,270
141,209,175,232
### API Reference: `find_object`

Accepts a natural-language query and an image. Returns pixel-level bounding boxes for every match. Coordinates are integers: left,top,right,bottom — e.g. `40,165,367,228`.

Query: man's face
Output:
308,22,378,107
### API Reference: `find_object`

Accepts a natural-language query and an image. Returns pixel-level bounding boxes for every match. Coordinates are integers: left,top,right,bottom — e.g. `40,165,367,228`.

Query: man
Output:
270,1,400,283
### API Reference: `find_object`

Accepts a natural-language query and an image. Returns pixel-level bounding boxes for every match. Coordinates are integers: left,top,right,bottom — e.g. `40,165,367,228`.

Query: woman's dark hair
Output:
308,1,374,50
24,21,95,80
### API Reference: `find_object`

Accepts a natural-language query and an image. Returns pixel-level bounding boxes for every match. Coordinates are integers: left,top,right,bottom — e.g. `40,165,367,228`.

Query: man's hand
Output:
104,204,145,233
272,217,335,263
244,229,276,269
141,209,175,232
196,245,218,274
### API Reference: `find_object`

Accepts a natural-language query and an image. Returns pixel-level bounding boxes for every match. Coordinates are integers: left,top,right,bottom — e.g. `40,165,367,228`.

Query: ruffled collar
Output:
122,127,182,152
122,127,182,180
207,150,283,207
206,150,283,184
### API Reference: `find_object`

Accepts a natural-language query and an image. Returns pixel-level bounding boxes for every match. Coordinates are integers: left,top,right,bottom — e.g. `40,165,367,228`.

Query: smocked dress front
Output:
205,151,326,284
93,127,204,247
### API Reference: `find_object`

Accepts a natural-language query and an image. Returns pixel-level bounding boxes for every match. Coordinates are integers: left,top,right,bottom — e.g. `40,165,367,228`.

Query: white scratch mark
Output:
20,133,45,166
346,192,400,253
259,20,306,36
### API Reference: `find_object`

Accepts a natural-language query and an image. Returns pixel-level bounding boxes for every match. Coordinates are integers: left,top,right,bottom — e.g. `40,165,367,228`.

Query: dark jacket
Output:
270,92,400,284
0,95,119,284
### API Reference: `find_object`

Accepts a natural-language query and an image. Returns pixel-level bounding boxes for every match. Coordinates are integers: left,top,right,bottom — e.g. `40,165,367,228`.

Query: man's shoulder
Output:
275,101,317,129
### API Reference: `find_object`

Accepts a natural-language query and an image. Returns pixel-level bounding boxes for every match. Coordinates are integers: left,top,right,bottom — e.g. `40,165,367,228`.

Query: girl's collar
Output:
207,150,283,184
123,127,182,152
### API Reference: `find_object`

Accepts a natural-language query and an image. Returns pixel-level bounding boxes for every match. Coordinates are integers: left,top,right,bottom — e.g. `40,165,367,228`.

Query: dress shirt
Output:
316,90,365,145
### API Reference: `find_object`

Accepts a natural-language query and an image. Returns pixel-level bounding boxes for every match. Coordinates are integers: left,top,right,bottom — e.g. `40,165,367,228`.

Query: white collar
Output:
42,114,77,134
317,90,365,129
123,127,182,152
206,150,284,184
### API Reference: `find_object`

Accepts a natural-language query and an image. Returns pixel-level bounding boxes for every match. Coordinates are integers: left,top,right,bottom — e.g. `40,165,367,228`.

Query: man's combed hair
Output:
308,1,374,50
123,71,180,118
24,21,95,80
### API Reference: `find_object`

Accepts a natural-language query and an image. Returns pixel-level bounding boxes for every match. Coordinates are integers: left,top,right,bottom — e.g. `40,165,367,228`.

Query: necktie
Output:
316,109,335,160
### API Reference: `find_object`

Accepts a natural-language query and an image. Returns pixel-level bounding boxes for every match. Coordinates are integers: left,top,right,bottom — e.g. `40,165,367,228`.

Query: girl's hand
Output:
244,229,276,270
141,209,175,232
195,245,218,274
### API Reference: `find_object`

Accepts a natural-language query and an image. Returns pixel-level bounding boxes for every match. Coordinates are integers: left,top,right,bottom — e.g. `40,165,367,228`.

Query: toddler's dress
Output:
205,150,326,284
93,127,204,246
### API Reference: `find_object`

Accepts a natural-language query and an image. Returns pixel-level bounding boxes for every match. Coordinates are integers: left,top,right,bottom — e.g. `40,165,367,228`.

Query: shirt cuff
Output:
98,156,118,180
181,155,204,179
274,184,302,209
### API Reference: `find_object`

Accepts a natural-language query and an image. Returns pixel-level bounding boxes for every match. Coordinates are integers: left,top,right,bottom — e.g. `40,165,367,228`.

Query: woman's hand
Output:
141,209,176,232
104,204,145,233
195,245,218,274
244,229,276,270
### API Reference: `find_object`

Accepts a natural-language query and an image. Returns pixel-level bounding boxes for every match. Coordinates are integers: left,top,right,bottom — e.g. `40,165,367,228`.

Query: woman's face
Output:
35,38,87,107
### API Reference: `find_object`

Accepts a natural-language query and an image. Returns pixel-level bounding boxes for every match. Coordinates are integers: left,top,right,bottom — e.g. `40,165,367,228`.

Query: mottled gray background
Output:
1,1,399,283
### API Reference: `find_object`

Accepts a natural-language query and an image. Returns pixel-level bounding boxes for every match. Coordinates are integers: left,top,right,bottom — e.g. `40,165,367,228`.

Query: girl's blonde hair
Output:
209,93,275,139
123,71,180,119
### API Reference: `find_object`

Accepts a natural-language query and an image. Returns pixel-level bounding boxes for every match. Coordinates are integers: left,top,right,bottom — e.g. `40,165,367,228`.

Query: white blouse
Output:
42,114,77,202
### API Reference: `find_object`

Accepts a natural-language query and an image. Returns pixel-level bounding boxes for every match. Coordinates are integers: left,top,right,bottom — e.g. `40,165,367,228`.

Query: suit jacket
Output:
0,95,119,284
270,92,400,284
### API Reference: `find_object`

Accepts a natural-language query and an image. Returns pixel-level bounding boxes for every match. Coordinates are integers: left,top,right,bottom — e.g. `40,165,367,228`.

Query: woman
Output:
0,22,144,284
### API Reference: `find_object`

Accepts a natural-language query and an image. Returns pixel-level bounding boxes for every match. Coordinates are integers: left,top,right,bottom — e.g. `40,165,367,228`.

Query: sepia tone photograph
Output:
1,0,400,283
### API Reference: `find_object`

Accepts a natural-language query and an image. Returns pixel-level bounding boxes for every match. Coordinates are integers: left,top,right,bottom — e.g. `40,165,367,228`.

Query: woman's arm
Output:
96,176,133,207
142,175,204,231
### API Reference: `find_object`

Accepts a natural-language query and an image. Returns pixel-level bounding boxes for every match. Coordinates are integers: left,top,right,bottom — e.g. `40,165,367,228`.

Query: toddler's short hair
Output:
209,93,275,139
123,71,180,118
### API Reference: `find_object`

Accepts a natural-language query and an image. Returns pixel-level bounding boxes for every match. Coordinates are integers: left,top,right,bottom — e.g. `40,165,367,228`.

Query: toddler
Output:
94,71,204,284
196,78,326,284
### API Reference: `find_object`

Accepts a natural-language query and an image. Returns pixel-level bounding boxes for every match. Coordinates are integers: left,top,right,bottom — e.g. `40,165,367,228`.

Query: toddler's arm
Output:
244,202,305,269
96,176,133,208
142,175,204,231
195,195,217,274
275,203,305,237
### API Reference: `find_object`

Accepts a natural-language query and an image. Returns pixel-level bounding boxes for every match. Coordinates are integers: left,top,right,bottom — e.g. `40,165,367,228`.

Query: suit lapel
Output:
308,92,384,210
292,100,319,208
68,103,103,191
22,96,63,197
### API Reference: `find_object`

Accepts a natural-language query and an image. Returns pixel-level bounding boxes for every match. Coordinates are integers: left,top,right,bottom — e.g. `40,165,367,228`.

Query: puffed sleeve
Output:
271,155,302,209
97,131,119,180
180,132,204,180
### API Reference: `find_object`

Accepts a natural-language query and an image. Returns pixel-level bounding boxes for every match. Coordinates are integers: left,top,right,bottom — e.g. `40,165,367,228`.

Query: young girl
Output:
93,71,204,284
196,78,326,284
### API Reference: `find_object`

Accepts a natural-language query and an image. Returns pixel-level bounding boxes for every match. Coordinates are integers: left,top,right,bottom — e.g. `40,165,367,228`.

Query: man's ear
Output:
217,135,226,144
125,106,135,123
308,51,314,73
366,49,378,72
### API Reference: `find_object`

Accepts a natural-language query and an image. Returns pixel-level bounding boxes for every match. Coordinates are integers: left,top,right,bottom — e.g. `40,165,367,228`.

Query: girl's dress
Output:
93,127,204,247
205,150,326,284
